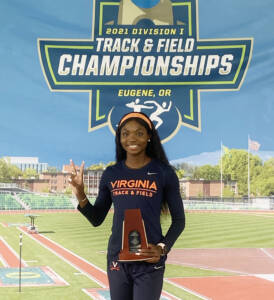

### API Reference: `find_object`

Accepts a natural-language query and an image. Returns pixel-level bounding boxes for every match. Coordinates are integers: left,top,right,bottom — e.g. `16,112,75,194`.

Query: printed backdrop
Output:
1,0,274,167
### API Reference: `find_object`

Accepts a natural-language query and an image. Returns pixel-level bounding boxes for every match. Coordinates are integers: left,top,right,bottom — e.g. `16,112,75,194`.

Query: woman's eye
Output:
137,131,144,136
122,132,128,137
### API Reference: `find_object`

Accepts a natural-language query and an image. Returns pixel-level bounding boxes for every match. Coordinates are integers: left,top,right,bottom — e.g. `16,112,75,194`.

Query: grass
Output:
0,211,273,299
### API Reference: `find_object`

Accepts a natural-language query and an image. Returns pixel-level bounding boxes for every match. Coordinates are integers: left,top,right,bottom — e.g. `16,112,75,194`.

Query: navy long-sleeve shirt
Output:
78,159,185,259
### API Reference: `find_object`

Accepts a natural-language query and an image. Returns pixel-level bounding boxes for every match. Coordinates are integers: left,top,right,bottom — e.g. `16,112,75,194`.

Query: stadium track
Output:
1,229,273,299
16,226,180,300
11,227,274,300
1,209,274,299
166,248,274,300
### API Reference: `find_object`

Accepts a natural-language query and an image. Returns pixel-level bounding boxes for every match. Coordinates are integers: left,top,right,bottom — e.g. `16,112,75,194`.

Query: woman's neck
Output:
125,154,151,169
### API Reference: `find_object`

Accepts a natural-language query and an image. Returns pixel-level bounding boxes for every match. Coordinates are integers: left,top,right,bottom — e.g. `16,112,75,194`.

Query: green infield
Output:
0,211,273,300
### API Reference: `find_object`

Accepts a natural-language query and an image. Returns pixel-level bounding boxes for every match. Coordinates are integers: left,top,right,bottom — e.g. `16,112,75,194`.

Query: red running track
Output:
19,226,109,288
18,227,181,299
0,237,27,268
167,276,274,300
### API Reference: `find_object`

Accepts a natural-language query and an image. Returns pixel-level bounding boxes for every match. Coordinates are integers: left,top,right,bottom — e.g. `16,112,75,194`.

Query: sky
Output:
171,150,274,167
1,0,274,168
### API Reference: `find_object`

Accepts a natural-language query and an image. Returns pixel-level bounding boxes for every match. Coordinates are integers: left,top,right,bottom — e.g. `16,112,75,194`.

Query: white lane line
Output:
260,248,274,260
165,278,212,300
17,227,108,288
0,236,28,267
168,262,249,275
254,274,274,282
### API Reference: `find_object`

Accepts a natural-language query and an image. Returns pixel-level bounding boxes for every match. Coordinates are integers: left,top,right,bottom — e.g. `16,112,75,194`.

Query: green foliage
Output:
46,166,59,173
87,162,105,170
0,158,22,182
221,149,262,196
173,150,274,197
9,164,23,178
64,186,73,195
197,191,203,197
223,186,235,197
193,164,220,180
173,162,195,178
175,168,184,179
106,161,115,167
22,167,39,179
252,158,274,196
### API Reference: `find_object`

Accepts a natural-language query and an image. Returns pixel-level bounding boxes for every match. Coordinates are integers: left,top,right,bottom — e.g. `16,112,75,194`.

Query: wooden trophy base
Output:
118,252,152,262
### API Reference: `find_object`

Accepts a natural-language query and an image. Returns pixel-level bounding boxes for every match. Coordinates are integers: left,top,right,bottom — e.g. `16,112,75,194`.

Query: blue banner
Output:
1,0,273,166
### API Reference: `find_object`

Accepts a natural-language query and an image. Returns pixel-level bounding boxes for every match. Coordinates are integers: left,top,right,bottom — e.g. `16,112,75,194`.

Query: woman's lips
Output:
128,145,138,149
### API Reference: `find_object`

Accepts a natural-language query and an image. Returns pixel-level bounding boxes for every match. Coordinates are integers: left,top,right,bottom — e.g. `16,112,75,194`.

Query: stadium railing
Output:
184,197,274,210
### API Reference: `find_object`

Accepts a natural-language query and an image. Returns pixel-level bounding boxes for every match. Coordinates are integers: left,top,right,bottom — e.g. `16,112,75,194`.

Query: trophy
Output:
118,209,153,261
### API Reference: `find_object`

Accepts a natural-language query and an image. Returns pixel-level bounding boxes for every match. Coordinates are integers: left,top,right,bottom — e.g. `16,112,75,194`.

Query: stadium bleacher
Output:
0,191,75,210
19,193,75,210
1,190,273,211
0,193,23,210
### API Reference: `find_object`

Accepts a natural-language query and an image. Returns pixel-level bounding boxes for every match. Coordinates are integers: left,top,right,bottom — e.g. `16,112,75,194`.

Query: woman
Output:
69,112,185,300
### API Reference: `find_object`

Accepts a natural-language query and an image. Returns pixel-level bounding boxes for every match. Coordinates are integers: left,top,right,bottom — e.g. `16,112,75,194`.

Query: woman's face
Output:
120,119,150,157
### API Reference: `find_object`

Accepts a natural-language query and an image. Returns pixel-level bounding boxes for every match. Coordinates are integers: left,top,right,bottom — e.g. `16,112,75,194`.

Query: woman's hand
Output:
69,160,86,202
138,243,162,263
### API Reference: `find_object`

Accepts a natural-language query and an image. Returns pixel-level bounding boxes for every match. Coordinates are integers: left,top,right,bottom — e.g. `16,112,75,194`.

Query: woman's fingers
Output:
79,161,85,177
146,257,160,263
138,244,161,258
70,159,77,176
139,249,154,256
69,160,84,187
137,244,161,263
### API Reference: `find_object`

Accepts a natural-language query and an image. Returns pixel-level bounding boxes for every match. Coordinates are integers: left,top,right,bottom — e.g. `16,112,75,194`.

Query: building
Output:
11,165,104,195
62,164,103,196
40,172,71,193
179,179,238,199
4,157,48,173
14,178,50,193
62,164,80,173
84,170,104,196
5,160,238,198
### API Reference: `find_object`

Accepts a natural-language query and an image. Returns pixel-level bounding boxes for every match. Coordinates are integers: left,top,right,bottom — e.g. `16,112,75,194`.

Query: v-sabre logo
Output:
38,0,253,142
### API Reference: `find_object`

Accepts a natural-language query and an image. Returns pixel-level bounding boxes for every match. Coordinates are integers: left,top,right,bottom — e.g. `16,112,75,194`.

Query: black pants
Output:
107,257,166,300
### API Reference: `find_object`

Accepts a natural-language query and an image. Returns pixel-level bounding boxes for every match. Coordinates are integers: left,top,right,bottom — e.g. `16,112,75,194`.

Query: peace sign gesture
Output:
69,159,86,205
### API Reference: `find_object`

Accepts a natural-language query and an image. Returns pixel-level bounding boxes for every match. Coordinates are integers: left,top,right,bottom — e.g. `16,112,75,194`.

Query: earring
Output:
148,139,151,142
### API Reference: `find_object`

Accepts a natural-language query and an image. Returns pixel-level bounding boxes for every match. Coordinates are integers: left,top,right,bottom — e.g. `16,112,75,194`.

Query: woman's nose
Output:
127,133,137,141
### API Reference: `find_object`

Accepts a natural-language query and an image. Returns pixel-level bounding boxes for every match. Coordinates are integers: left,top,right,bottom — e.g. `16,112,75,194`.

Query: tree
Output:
46,166,59,173
0,158,22,182
221,149,262,196
174,162,195,178
252,158,274,196
193,164,220,180
106,161,115,167
87,161,115,171
9,164,23,178
22,168,38,179
0,159,10,182
175,168,184,179
223,187,235,198
88,162,105,170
